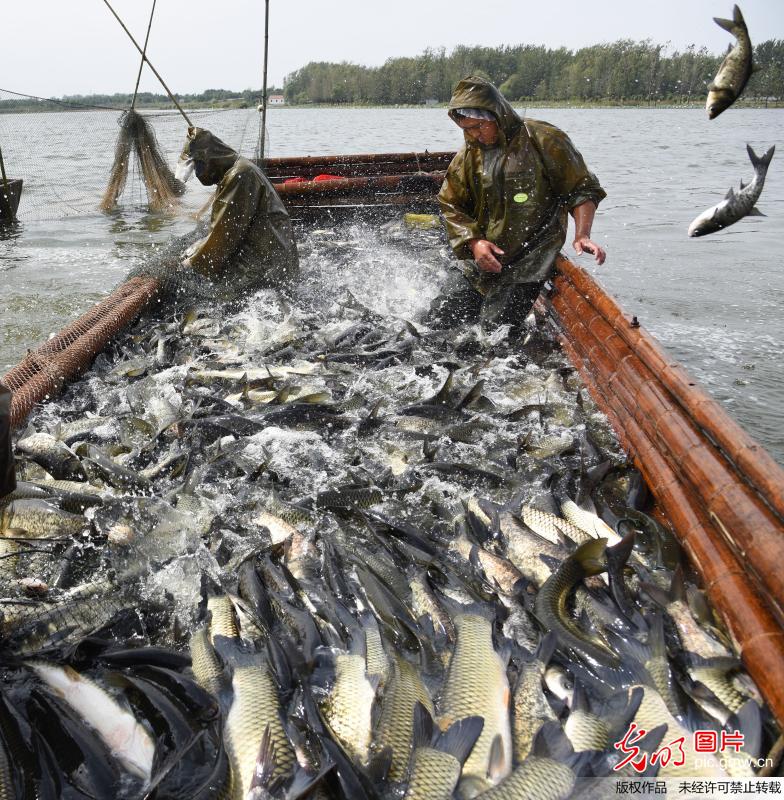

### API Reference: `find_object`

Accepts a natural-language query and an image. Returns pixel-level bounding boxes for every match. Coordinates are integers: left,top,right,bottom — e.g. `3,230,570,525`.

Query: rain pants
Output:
0,383,15,499
435,76,606,327
180,128,299,298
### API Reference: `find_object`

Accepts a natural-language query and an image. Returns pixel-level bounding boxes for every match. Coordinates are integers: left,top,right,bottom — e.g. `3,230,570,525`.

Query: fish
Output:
475,721,584,800
560,499,621,546
224,659,296,799
404,703,484,800
15,431,86,481
0,499,86,539
438,612,512,797
688,144,775,236
563,683,642,752
374,651,434,780
510,635,558,762
315,646,378,767
533,538,619,666
706,5,754,119
26,661,155,783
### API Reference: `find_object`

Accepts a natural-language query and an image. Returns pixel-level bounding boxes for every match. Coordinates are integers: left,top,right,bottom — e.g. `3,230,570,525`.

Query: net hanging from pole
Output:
0,89,259,221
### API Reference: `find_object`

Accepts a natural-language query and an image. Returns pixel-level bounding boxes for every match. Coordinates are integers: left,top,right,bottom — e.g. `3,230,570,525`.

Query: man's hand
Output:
573,235,606,265
469,239,505,273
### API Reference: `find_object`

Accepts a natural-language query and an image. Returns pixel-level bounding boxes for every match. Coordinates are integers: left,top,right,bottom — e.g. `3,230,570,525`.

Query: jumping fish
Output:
706,5,754,119
688,144,775,236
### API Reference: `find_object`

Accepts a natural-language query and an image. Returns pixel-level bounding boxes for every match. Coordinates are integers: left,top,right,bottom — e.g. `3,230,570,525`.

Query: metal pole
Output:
101,0,193,126
131,0,157,111
258,0,270,163
0,146,14,221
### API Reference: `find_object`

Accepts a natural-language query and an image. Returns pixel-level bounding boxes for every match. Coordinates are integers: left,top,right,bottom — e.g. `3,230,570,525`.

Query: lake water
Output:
1,106,782,463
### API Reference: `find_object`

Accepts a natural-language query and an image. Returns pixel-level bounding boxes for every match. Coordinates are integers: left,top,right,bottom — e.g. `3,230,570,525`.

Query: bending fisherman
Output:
433,76,607,330
175,127,299,297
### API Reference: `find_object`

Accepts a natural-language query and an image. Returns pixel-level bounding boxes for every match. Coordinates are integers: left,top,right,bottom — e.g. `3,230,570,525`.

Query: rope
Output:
0,87,125,112
101,0,193,126
131,0,157,111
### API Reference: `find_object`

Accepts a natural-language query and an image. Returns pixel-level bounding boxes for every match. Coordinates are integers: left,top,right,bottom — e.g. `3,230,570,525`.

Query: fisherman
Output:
433,76,607,330
175,127,299,298
0,382,15,499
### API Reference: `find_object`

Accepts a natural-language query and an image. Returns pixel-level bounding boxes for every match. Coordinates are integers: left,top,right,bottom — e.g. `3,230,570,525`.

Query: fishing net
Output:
1,275,160,428
0,88,260,221
99,109,185,213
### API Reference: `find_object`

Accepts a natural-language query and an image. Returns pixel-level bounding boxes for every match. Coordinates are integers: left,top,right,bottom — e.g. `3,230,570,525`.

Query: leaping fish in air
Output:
688,144,775,237
706,5,754,119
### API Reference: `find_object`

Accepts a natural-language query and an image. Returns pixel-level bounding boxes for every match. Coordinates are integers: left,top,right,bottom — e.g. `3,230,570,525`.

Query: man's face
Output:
456,116,499,146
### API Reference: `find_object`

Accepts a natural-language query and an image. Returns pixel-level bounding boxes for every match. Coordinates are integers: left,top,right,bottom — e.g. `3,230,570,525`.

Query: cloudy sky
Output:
4,0,784,98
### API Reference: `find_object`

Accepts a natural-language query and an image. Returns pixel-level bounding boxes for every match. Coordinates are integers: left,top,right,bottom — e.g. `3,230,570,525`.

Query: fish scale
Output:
375,652,434,781
521,506,589,546
439,613,512,794
321,652,377,766
475,756,576,800
225,662,295,799
404,747,462,800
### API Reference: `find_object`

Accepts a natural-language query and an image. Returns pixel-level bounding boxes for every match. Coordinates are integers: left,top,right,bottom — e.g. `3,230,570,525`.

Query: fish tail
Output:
713,4,745,37
747,143,776,170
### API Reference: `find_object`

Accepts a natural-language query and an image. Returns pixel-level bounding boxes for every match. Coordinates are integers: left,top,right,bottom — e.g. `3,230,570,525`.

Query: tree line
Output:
0,87,284,114
282,40,784,105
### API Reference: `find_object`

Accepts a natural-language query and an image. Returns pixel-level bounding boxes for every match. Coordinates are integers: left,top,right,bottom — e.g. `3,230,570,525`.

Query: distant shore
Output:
2,98,782,114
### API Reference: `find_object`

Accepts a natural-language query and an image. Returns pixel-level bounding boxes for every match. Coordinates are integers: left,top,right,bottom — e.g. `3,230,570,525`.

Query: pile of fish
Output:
0,221,779,798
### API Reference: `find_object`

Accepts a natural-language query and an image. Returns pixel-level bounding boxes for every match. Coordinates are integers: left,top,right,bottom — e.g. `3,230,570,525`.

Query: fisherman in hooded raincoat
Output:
0,382,15,499
434,76,607,329
175,127,299,298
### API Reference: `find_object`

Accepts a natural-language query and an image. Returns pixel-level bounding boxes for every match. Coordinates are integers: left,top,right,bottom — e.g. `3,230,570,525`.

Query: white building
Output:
269,95,285,106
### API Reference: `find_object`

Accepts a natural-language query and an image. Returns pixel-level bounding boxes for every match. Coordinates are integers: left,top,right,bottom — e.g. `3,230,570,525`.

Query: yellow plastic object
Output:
404,213,441,230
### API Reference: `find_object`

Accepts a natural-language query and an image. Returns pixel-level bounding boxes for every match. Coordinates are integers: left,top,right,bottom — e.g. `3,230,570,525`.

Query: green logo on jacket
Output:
513,192,529,204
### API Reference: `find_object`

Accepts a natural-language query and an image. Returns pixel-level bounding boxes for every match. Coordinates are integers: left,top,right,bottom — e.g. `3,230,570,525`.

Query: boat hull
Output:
0,177,22,222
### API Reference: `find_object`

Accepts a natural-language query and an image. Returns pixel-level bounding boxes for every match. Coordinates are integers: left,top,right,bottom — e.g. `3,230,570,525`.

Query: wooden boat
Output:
0,178,22,223
3,150,784,727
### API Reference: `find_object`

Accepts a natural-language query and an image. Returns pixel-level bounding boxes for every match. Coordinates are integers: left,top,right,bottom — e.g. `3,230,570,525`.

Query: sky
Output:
3,0,784,99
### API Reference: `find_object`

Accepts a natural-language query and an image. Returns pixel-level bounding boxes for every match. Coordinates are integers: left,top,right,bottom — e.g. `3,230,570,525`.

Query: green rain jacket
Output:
439,77,606,294
0,383,15,499
181,128,299,297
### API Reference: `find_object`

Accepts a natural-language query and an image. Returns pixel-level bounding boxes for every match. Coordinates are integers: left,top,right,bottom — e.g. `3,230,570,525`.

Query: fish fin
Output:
366,746,392,784
739,179,746,190
604,626,650,667
532,719,576,763
412,701,435,749
249,724,278,792
713,14,739,35
732,4,746,26
747,207,766,217
599,686,644,742
436,715,485,764
573,537,609,576
539,553,562,573
486,733,509,782
571,680,591,713
606,530,644,628
747,143,776,169
728,699,762,759
287,762,336,800
646,610,668,661
536,630,559,666
456,379,485,409
640,581,670,609
687,654,741,672
669,565,686,603
725,186,736,201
